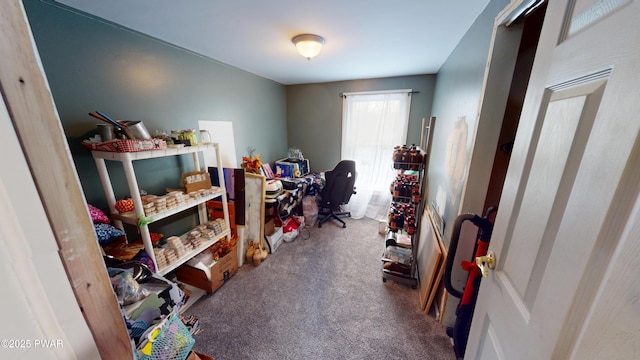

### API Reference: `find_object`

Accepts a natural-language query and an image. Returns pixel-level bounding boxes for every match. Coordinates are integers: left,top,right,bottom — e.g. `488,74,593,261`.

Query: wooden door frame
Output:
1,1,132,358
459,0,543,218
443,0,545,325
465,0,640,356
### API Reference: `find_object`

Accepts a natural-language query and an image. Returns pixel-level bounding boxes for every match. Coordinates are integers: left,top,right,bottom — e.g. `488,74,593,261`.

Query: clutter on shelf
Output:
92,142,231,280
383,245,413,266
264,175,319,222
84,111,217,153
104,256,195,358
241,146,262,174
207,201,237,239
391,173,421,204
88,138,228,358
382,144,427,288
112,188,222,220
154,219,230,271
176,237,239,293
275,158,310,178
208,233,237,259
115,198,135,213
87,203,127,246
388,202,417,235
183,171,212,193
82,138,166,152
136,308,194,360
392,144,424,170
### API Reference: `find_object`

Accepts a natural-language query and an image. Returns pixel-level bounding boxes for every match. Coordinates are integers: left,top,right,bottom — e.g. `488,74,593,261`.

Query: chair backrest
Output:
321,160,356,206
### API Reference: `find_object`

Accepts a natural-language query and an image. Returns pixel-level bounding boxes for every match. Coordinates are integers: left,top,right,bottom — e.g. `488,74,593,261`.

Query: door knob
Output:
476,250,496,278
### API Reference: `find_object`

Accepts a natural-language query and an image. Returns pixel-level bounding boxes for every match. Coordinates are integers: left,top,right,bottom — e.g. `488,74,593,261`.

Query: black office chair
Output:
318,160,356,228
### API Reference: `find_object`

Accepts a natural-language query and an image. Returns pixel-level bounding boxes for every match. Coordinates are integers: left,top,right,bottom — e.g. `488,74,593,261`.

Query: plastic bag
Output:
302,195,318,227
283,215,301,233
109,268,149,305
283,229,299,243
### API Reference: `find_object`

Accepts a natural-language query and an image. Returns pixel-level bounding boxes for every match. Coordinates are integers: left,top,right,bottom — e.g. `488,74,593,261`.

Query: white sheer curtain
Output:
341,90,412,220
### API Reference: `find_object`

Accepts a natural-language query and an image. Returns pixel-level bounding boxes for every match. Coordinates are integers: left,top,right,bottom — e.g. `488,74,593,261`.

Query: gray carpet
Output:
186,217,456,360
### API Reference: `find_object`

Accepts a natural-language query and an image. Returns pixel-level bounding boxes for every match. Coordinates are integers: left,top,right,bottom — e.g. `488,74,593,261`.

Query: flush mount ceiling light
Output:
292,34,325,60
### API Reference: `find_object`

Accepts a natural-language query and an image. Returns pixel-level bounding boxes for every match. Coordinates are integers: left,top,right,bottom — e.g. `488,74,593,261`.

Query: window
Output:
341,90,412,219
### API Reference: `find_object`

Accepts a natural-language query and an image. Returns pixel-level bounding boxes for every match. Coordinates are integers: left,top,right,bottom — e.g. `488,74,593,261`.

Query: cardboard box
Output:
176,247,238,293
182,170,212,193
266,225,283,253
265,217,276,235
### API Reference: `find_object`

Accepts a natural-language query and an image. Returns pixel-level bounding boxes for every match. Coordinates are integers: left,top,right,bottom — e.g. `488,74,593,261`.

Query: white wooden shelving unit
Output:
92,143,230,275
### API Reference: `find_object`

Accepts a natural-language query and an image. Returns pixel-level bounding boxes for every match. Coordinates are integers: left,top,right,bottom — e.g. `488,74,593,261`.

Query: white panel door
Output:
466,0,640,359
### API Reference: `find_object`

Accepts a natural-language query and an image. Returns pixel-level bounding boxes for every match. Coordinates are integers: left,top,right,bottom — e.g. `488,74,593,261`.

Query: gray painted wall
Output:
23,0,503,260
428,0,509,245
23,0,288,235
286,75,436,172
22,0,511,332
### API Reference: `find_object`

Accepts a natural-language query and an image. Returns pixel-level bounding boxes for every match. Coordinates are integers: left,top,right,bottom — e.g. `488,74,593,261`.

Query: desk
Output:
264,174,322,223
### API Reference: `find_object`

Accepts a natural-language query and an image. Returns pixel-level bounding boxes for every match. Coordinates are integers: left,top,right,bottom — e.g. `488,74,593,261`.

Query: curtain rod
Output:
339,90,419,98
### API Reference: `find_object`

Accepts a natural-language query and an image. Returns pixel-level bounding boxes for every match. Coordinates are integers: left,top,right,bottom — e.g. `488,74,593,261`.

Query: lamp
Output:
292,34,325,60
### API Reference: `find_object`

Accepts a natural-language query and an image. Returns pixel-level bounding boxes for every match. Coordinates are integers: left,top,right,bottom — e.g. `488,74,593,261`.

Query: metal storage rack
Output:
382,117,435,289
381,157,426,289
92,143,231,275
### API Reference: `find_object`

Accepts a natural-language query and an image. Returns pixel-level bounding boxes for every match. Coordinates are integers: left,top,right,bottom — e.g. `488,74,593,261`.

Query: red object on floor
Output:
283,215,300,233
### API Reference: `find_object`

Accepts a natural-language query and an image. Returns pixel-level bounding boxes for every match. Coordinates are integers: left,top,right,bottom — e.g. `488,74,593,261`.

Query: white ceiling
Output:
55,0,490,85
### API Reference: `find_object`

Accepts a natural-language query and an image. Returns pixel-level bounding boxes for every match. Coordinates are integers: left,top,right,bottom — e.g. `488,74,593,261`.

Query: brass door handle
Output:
476,250,496,278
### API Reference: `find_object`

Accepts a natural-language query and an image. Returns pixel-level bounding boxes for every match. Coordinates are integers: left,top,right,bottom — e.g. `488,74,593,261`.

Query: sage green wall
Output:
427,0,509,243
427,0,508,327
285,75,436,172
23,0,287,235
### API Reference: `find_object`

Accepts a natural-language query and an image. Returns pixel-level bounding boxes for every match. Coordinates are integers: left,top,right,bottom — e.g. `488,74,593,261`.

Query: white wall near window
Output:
341,90,412,219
